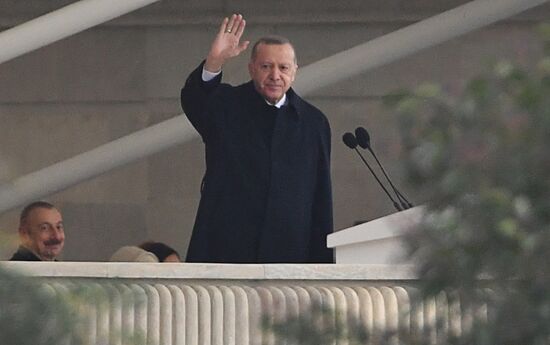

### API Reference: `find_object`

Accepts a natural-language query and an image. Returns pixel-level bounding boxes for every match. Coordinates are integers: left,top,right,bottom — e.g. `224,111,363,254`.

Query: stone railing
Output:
0,262,470,345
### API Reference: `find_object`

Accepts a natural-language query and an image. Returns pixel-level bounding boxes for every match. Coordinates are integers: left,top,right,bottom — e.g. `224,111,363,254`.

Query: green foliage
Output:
0,268,82,345
383,24,550,345
0,268,144,345
264,303,369,345
270,24,550,345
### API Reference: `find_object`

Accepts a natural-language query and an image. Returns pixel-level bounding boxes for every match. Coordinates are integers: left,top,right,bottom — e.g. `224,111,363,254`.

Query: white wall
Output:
0,0,548,260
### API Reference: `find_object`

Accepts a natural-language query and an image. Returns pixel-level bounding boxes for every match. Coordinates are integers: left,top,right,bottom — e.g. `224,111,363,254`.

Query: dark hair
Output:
20,201,56,225
138,241,180,262
250,35,297,63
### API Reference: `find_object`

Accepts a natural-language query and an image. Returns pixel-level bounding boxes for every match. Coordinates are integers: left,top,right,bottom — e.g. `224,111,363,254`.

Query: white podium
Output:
327,206,424,264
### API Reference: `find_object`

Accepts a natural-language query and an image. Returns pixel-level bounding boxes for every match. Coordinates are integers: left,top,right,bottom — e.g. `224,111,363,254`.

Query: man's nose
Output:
269,68,281,80
50,228,63,240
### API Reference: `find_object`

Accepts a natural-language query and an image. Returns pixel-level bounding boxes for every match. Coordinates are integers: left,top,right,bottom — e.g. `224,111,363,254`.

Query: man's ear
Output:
248,61,254,78
18,225,30,242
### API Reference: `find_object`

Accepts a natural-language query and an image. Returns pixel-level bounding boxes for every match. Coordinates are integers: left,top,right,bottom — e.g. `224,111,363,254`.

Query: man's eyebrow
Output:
37,221,63,226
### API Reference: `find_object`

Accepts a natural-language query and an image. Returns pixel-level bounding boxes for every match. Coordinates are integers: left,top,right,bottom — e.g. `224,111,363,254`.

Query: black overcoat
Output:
10,246,42,261
181,62,333,263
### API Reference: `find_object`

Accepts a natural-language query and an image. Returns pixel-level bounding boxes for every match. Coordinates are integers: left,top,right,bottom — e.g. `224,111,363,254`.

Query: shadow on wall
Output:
61,202,147,261
0,232,18,261
0,154,15,184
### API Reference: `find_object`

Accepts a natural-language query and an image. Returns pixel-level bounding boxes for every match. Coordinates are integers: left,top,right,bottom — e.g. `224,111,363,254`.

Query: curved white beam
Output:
0,0,548,213
294,0,550,94
0,116,195,210
0,0,161,64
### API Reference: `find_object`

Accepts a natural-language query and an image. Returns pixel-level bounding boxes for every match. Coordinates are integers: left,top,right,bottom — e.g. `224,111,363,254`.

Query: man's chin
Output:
264,94,282,104
43,246,63,259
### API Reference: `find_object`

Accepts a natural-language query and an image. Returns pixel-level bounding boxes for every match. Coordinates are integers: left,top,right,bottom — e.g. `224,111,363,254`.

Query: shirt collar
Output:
265,94,287,108
247,82,305,118
18,245,43,260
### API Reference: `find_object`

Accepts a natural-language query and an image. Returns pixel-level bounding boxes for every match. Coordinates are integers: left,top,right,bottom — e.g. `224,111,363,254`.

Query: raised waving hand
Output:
204,14,250,73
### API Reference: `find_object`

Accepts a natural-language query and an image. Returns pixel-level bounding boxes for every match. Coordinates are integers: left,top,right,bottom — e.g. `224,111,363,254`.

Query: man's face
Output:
248,43,297,104
20,207,65,261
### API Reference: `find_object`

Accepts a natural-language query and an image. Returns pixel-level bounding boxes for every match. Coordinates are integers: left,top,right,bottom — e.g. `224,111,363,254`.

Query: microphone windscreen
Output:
355,127,371,149
342,132,358,149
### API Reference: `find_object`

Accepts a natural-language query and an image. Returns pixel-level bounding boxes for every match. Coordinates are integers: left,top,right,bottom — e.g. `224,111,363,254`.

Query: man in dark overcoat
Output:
181,14,333,263
10,201,65,261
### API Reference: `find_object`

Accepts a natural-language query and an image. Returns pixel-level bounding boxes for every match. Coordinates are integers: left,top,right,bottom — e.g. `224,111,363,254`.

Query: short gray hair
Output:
20,201,56,225
250,35,297,63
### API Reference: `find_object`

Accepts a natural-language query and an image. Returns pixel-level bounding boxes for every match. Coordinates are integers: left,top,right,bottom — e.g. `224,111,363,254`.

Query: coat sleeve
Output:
180,61,223,140
308,115,335,263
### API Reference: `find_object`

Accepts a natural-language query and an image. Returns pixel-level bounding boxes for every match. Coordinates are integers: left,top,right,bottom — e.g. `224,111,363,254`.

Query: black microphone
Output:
342,132,358,149
342,132,402,211
355,127,413,209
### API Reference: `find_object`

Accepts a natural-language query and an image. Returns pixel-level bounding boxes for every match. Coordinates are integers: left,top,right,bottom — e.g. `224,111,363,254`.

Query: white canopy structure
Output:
0,0,162,64
0,0,548,213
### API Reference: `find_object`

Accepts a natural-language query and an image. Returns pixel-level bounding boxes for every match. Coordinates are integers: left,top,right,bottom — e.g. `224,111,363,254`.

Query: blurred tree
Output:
0,268,82,345
269,24,550,345
0,266,143,345
384,23,550,345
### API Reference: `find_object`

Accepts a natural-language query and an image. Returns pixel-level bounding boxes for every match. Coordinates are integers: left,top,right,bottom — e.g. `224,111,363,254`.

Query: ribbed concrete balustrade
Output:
0,262,480,345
